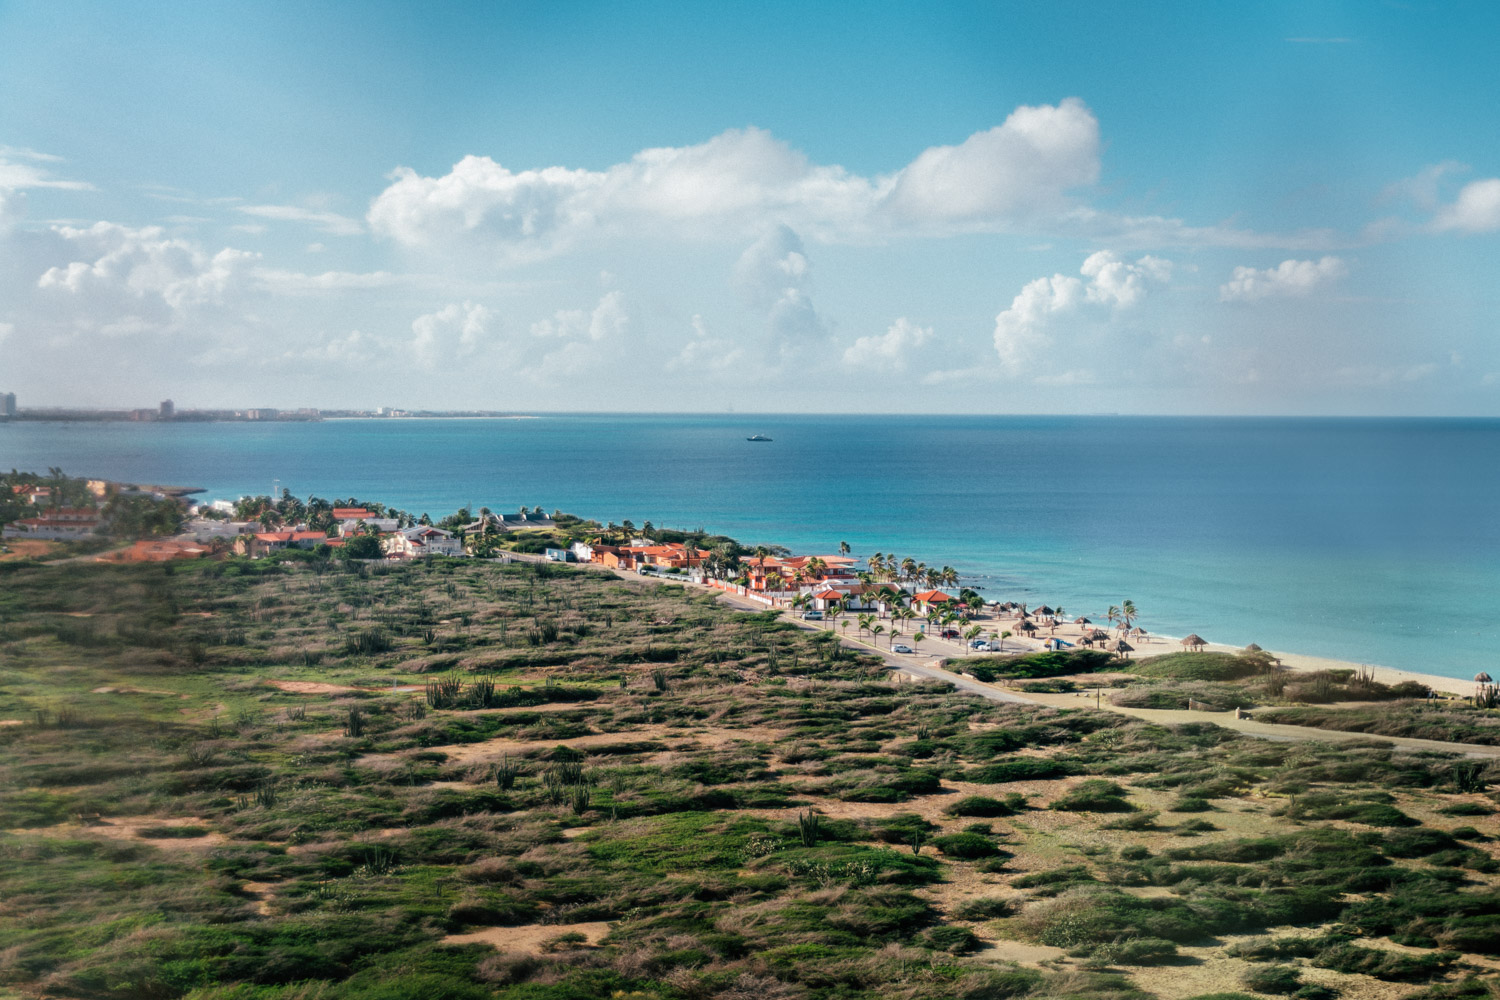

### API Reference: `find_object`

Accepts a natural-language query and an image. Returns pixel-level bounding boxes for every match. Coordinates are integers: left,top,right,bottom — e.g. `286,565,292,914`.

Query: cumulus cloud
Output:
842,317,934,371
735,226,826,349
238,204,364,236
367,102,1106,255
530,290,629,342
993,251,1171,370
1218,256,1346,301
1431,178,1500,233
882,98,1099,225
37,222,259,324
669,314,747,375
411,301,496,367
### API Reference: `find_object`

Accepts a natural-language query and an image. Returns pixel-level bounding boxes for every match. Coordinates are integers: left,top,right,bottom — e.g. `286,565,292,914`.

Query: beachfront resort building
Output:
383,525,464,559
1,508,103,541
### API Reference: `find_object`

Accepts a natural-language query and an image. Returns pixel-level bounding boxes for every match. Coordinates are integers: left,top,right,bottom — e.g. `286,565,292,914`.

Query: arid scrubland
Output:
2,556,1498,1000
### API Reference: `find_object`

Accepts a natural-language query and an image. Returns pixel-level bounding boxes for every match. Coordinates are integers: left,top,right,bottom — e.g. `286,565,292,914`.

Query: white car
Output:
891,643,914,653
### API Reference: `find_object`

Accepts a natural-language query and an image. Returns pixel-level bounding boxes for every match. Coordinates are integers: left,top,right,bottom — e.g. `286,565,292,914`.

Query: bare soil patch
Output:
441,920,611,954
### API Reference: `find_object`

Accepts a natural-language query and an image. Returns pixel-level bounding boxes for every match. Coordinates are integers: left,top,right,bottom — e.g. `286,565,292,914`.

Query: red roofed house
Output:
331,507,375,521
910,590,956,615
2,508,102,541
235,530,331,557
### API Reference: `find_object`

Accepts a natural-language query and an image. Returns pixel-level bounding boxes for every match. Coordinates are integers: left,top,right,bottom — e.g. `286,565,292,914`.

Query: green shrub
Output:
1241,964,1302,994
1131,651,1269,681
924,925,981,953
1051,780,1134,812
944,795,1015,817
932,833,1002,859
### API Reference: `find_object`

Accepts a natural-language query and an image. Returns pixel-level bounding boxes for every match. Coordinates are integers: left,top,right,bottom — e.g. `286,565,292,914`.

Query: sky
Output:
1,1,1498,415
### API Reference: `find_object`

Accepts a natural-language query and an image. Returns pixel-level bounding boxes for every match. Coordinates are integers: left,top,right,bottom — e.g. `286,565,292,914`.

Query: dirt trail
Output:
441,920,611,954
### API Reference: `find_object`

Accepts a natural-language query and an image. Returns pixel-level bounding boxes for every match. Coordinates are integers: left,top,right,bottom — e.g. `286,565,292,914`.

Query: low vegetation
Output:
1,556,1498,999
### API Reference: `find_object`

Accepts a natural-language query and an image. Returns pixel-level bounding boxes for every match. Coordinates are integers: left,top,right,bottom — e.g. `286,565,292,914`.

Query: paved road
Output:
704,586,1500,757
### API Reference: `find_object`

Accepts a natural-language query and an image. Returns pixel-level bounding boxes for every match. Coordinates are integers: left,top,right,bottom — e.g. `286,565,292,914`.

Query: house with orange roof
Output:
235,529,332,557
331,507,375,521
910,590,956,615
2,508,102,541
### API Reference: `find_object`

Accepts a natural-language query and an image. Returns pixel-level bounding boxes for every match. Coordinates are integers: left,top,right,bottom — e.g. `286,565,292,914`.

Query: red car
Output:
940,629,961,639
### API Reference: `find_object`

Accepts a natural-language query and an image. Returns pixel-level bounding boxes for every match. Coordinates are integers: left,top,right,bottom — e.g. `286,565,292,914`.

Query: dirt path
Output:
1013,688,1500,758
441,920,611,953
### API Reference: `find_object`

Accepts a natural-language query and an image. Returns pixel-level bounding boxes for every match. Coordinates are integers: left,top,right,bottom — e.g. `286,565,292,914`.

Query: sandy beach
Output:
865,605,1481,698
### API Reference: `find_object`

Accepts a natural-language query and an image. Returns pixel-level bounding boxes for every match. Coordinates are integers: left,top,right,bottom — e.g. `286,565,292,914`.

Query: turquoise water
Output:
3,414,1497,680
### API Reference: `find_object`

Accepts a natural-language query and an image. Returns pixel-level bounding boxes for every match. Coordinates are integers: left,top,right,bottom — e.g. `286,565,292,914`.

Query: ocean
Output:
3,413,1497,680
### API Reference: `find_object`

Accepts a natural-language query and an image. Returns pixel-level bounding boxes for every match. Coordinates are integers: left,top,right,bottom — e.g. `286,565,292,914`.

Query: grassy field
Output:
2,556,1499,1000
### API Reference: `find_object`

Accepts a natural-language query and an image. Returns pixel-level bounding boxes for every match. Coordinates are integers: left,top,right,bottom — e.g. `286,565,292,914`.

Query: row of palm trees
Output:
864,552,960,591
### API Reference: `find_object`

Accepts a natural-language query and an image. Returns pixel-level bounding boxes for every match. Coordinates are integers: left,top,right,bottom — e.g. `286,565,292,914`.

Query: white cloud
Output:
1219,256,1347,301
1381,161,1465,211
37,222,259,322
669,314,747,374
255,269,401,293
1081,250,1172,307
882,98,1099,226
411,301,497,368
843,317,934,371
0,156,93,193
993,251,1170,370
367,102,1108,255
735,226,826,349
238,204,364,236
529,290,629,342
1431,178,1500,233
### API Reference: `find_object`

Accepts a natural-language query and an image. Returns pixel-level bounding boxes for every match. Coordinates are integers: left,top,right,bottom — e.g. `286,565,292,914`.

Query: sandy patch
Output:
973,940,1066,965
92,685,177,696
442,920,611,953
390,723,789,766
16,815,228,848
0,719,22,727
269,680,358,694
240,881,278,916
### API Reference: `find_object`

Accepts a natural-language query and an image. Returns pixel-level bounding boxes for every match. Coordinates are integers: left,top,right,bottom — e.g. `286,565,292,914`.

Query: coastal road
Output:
612,569,1500,757
702,586,1500,757
707,588,1034,703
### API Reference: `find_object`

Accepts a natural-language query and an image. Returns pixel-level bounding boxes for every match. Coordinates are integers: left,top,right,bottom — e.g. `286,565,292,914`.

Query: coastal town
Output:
1,471,1174,666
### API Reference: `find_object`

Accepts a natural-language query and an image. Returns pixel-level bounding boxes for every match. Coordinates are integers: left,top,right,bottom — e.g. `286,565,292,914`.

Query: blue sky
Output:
2,1,1498,413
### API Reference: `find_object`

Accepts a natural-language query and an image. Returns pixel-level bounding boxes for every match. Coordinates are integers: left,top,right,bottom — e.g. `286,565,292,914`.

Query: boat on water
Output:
746,434,773,442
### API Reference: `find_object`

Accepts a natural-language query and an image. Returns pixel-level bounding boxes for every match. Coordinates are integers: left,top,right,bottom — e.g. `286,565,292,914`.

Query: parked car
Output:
940,629,961,639
801,610,823,620
891,643,914,654
969,638,988,649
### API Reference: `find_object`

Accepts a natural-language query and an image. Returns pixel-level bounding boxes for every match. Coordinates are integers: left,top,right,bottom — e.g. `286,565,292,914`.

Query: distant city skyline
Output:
2,2,1498,415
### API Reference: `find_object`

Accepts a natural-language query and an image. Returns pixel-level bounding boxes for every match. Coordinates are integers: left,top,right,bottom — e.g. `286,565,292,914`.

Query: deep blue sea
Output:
4,414,1497,680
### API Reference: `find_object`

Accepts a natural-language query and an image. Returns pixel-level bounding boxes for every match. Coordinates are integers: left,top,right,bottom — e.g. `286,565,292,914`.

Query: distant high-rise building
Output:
1,392,15,417
160,399,174,418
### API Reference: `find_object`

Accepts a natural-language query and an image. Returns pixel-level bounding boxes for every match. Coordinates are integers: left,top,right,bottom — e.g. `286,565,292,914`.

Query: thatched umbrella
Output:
1181,633,1207,651
1087,629,1109,641
1245,643,1263,652
1017,620,1037,633
1130,627,1147,637
1109,638,1134,657
1476,672,1493,683
1074,616,1091,625
1077,635,1094,647
1034,605,1055,617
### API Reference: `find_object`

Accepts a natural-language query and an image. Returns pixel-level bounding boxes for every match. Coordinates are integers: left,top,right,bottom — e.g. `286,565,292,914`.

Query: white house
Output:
383,525,464,558
338,517,399,536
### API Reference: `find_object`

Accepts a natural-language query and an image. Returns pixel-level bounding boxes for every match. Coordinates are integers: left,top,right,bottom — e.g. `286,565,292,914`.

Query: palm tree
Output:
941,566,959,589
868,551,884,575
913,631,925,654
1107,604,1121,629
839,540,851,558
900,557,917,582
964,624,983,649
871,624,886,647
1120,600,1139,631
